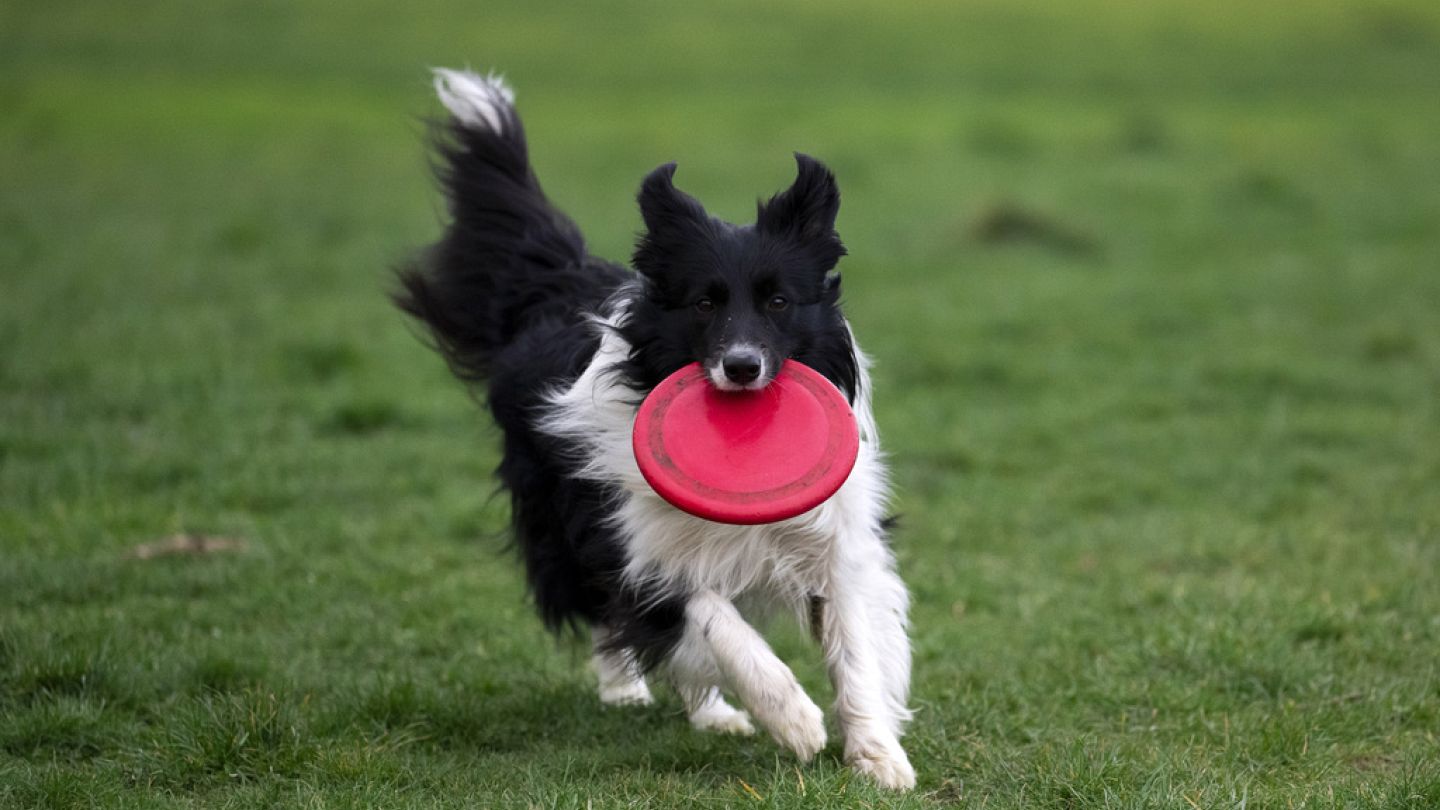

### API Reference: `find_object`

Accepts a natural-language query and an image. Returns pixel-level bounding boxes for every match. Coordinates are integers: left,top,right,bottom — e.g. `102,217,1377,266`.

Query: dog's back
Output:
395,71,634,633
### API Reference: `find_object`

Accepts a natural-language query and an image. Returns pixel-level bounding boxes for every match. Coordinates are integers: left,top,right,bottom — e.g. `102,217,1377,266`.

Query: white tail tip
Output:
432,68,515,133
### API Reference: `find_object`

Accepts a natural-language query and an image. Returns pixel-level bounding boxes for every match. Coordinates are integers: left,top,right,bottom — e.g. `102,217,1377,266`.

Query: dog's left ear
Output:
757,153,845,268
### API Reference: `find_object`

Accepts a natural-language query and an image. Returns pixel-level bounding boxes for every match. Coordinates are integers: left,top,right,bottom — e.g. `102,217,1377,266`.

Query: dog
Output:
395,69,915,790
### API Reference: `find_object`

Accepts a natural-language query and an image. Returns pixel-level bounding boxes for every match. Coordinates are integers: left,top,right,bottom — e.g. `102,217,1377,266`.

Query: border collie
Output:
395,70,914,790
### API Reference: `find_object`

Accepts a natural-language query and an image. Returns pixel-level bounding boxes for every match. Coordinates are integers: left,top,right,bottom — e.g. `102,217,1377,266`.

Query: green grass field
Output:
4,1,1440,806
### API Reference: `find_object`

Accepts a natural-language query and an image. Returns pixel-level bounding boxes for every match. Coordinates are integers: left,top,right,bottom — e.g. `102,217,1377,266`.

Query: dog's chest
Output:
618,493,836,599
539,320,884,601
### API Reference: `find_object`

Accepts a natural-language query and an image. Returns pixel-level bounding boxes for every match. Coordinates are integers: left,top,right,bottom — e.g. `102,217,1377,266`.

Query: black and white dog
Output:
396,70,914,789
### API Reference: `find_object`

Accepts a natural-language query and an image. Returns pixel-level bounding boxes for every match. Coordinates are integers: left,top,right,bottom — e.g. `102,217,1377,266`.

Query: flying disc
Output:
633,360,860,525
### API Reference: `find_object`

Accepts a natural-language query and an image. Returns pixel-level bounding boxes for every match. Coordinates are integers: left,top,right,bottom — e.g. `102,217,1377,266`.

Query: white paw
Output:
689,703,755,735
754,687,827,762
598,679,654,706
847,744,916,791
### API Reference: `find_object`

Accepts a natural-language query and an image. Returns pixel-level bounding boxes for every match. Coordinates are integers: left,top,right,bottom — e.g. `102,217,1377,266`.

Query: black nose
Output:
722,350,762,385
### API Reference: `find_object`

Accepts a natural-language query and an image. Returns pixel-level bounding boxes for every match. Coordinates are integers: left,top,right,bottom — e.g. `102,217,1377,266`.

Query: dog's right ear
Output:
637,162,709,236
635,163,710,281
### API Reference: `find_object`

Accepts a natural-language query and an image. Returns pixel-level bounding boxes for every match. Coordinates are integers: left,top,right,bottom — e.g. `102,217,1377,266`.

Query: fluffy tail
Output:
395,69,621,382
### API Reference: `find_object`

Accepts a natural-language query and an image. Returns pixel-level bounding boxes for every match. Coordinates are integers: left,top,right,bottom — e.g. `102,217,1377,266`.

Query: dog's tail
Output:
394,69,623,382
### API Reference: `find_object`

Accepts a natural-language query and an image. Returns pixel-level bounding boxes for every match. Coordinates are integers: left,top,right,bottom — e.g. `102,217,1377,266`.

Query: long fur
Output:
396,69,916,790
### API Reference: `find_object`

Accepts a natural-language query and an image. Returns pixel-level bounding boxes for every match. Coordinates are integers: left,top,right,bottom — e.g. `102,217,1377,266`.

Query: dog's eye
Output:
767,295,790,312
694,297,715,314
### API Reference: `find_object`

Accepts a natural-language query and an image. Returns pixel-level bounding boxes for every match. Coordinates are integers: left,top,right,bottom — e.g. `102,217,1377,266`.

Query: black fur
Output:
395,86,857,667
620,159,858,398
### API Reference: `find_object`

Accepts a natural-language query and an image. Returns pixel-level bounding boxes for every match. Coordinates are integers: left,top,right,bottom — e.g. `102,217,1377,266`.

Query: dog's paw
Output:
689,701,755,735
756,688,827,762
847,743,916,791
598,679,654,707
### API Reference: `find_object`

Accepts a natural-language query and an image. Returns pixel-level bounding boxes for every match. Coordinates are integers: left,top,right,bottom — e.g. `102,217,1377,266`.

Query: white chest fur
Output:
539,312,891,609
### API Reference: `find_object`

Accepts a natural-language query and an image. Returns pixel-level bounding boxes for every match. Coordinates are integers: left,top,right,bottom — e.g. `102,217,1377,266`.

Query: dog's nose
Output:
722,350,762,385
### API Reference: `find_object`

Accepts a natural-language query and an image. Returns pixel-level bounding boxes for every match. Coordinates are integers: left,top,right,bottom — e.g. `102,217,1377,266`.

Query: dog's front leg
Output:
681,590,826,760
819,537,916,790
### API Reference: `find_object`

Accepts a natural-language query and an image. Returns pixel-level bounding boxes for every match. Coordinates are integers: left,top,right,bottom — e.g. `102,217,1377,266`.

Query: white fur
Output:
432,68,514,133
592,626,653,706
818,550,915,788
541,300,914,788
677,590,826,759
684,685,755,735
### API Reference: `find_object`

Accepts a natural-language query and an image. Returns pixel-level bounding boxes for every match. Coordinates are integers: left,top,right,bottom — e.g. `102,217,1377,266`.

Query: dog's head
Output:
623,154,857,399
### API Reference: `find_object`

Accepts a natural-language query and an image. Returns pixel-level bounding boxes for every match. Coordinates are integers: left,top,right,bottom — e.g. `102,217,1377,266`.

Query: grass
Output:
3,0,1439,806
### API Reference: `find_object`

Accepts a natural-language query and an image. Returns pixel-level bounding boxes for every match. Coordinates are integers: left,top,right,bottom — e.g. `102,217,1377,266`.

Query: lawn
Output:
3,0,1439,807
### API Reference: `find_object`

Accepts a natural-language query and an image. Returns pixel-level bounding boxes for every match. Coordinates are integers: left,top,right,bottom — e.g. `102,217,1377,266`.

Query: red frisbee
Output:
633,360,860,525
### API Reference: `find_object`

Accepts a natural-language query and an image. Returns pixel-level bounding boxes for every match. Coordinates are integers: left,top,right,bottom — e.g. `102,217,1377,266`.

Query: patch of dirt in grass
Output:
321,401,406,436
123,534,246,560
968,202,1099,257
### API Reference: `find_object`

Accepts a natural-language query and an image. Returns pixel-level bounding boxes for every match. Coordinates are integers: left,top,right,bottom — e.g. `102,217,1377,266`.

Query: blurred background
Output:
3,0,1438,805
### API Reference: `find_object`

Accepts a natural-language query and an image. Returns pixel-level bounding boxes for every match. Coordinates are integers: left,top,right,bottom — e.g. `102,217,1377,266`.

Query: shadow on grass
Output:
343,678,672,753
334,676,834,788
